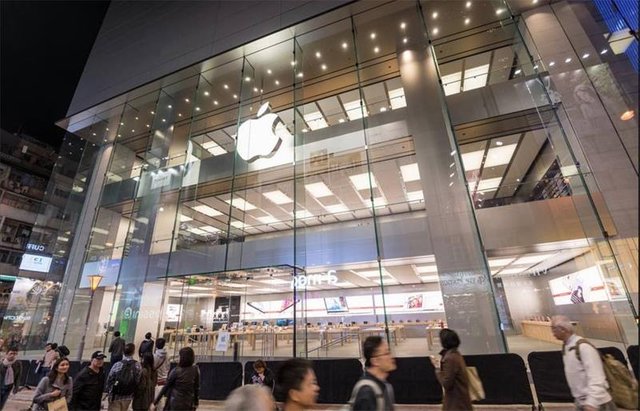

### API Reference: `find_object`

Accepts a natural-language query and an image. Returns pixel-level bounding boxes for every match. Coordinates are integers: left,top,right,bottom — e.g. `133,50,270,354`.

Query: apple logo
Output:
236,102,285,162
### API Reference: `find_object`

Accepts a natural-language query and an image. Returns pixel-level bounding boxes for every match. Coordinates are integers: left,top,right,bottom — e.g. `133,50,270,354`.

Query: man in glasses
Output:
349,335,397,410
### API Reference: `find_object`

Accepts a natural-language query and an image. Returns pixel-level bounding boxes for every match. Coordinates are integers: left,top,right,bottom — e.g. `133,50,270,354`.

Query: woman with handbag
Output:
32,358,73,411
430,328,473,411
152,347,199,411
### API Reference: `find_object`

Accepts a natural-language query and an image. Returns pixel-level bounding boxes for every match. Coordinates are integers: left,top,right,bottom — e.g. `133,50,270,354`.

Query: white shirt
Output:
562,334,612,407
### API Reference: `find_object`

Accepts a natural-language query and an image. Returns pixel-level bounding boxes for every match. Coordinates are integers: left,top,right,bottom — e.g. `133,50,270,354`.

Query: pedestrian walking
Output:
106,343,142,411
153,338,170,410
139,333,154,359
153,347,200,411
37,343,59,380
430,328,473,411
32,357,73,411
276,358,319,411
133,352,157,411
0,345,22,410
551,315,617,411
350,336,396,410
70,351,106,411
108,331,125,364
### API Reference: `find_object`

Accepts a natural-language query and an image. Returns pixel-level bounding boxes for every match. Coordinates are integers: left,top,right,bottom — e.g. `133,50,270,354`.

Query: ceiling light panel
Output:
406,190,424,202
295,210,314,219
305,182,333,198
201,140,227,156
476,177,502,192
442,72,462,96
484,144,517,167
497,267,525,275
187,227,208,235
415,265,438,273
349,172,378,190
400,163,421,182
325,204,350,214
257,216,279,224
421,275,439,282
343,99,368,121
461,150,484,171
463,64,490,91
301,103,328,130
488,258,515,267
179,215,192,222
514,253,556,265
226,197,257,211
200,225,220,233
191,204,223,217
365,197,387,208
263,190,293,205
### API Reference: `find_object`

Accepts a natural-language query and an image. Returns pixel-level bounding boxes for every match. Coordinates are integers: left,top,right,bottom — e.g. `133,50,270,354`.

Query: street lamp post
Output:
77,274,103,361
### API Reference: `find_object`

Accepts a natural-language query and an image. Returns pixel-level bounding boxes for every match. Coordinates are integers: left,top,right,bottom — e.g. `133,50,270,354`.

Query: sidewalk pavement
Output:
4,388,574,410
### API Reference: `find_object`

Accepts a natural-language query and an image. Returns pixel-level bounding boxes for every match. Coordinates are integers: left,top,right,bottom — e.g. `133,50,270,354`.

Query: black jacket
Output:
155,365,200,411
138,339,154,358
0,360,22,392
108,337,125,358
353,371,395,411
70,366,105,411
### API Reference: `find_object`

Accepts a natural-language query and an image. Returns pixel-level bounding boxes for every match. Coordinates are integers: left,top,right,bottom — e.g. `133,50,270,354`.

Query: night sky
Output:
1,1,109,149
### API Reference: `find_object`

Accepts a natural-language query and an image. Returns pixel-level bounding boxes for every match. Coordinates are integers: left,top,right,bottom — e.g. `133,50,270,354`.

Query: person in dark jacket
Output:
133,352,157,411
70,351,106,411
108,331,125,364
138,333,154,359
0,345,22,409
153,347,199,411
352,336,396,410
250,360,275,392
430,328,473,411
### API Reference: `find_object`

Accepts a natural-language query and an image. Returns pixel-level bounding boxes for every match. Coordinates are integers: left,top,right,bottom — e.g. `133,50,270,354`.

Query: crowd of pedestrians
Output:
0,323,626,411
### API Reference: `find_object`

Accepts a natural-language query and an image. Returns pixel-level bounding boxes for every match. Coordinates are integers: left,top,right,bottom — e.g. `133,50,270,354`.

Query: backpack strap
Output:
348,378,384,410
568,338,598,363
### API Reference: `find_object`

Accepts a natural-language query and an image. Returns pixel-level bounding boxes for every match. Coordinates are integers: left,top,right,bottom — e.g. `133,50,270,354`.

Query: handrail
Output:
302,331,359,357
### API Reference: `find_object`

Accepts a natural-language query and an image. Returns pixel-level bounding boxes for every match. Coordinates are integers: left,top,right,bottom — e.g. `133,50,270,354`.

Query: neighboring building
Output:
15,0,636,361
0,129,99,350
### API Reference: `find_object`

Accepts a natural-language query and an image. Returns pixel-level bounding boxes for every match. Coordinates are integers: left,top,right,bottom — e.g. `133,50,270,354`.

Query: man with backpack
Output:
106,343,142,411
348,336,396,410
551,315,616,411
138,332,154,358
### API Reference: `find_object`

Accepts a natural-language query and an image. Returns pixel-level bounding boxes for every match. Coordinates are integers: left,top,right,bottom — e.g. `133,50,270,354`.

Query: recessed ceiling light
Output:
380,107,387,112
200,225,220,233
403,37,408,43
131,129,135,133
226,197,257,211
514,69,522,75
464,17,471,25
263,190,293,205
297,72,303,78
275,80,280,85
213,100,219,105
370,32,376,40
146,124,150,127
195,107,200,111
400,163,420,182
374,47,380,53
191,204,222,217
267,69,272,74
565,57,572,63
185,98,190,103
400,22,406,29
162,119,166,122
466,1,472,8
233,94,238,99
432,11,438,19
301,128,308,133
600,49,608,54
432,28,439,35
290,60,296,66
582,53,590,59
135,117,139,120
321,64,327,70
342,42,348,49
496,140,503,146
338,118,345,123
179,215,192,222
253,87,258,92
245,76,251,82
532,0,538,3
120,122,124,125
203,91,209,96
620,110,635,121
349,172,378,190
315,51,321,58
223,84,229,89
496,8,505,15
305,182,333,198
549,61,555,66
151,111,155,114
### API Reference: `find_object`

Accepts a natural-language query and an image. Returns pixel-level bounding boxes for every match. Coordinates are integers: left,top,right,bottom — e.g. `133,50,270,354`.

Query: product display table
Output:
521,320,580,344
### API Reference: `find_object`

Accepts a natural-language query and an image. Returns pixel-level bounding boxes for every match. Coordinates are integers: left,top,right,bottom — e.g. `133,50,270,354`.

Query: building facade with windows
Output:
8,0,638,360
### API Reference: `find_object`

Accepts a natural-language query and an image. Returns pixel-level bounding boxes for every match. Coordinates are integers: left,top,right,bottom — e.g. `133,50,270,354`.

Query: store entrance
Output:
166,265,303,361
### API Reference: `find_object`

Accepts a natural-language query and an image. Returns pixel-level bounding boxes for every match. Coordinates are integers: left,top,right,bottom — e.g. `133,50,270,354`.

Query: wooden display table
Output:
521,320,580,344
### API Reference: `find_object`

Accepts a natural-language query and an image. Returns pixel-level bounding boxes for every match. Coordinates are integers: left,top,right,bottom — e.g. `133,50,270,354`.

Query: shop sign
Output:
122,307,161,320
26,243,46,252
3,314,32,321
236,102,284,162
290,270,338,289
216,331,230,351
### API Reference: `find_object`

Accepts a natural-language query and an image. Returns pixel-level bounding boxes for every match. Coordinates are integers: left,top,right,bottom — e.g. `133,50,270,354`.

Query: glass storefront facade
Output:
27,0,638,361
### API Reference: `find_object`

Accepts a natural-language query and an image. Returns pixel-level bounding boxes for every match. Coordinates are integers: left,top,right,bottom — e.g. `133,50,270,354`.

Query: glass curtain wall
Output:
58,0,638,361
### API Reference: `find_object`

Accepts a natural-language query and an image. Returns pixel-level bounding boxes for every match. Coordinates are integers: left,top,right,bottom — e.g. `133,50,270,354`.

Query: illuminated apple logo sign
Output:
236,102,285,162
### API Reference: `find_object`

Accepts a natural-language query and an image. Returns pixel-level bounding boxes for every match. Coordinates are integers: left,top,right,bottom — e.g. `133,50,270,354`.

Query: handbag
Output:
46,398,68,411
466,366,485,401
